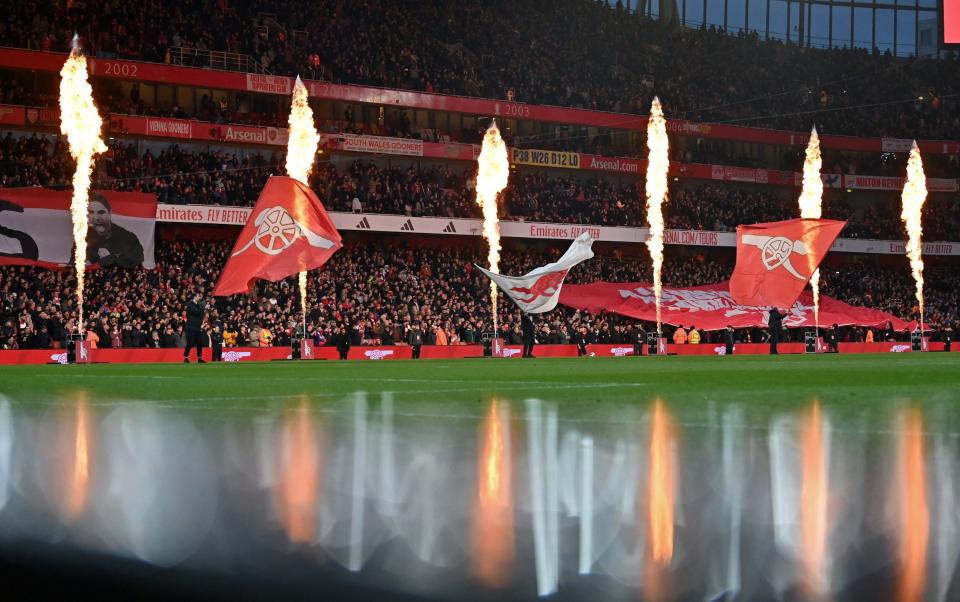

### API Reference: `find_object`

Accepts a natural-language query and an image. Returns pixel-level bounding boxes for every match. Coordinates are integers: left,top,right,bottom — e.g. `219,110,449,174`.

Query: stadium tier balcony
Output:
1,0,958,142
1,133,957,242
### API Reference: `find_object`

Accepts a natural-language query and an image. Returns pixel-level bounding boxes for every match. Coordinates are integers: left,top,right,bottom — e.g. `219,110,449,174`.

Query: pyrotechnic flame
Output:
471,401,514,587
276,399,320,542
474,121,510,337
898,408,929,602
644,98,670,335
59,35,106,334
900,142,928,332
648,399,675,565
798,127,823,331
285,76,320,334
297,271,308,336
800,401,829,597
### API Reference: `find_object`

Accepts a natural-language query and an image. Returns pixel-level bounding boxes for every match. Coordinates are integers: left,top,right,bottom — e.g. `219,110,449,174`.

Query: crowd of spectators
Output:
3,0,960,141
820,262,957,330
1,238,955,352
315,160,475,219
0,133,279,206
8,76,960,179
4,133,958,241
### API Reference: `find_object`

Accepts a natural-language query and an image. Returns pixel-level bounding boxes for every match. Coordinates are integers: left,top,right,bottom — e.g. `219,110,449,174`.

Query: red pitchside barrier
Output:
0,342,954,365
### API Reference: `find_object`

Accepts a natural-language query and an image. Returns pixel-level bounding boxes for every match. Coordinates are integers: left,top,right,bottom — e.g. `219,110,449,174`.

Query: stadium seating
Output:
1,3,957,353
3,0,959,139
2,134,958,240
1,239,953,351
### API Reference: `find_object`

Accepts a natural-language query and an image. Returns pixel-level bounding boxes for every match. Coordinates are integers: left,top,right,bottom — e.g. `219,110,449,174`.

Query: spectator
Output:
258,324,273,347
224,324,238,347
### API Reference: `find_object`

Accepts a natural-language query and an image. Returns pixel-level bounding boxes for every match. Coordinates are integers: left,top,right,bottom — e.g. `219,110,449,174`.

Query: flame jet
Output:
798,128,824,330
474,121,510,339
900,142,928,331
644,98,669,335
59,35,107,333
285,76,321,334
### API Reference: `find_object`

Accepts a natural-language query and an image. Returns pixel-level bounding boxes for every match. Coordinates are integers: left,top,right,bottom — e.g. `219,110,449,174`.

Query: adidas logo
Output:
356,217,371,229
400,219,414,232
442,221,456,233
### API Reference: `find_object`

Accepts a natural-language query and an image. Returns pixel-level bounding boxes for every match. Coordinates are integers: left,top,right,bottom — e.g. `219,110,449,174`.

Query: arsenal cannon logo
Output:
231,205,336,257
742,234,810,280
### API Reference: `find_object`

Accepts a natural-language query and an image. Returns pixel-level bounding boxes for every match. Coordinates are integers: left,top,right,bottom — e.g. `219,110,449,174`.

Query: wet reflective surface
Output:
0,393,959,601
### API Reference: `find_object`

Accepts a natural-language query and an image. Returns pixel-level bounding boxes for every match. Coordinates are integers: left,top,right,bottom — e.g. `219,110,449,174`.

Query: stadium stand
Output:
2,0,959,139
2,238,955,351
2,134,958,240
0,2,957,356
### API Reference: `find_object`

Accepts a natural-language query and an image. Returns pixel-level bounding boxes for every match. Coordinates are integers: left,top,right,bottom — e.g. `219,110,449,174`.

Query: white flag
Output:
476,233,594,314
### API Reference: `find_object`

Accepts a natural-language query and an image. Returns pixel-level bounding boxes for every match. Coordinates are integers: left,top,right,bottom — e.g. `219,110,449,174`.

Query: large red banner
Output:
560,281,915,331
0,188,156,268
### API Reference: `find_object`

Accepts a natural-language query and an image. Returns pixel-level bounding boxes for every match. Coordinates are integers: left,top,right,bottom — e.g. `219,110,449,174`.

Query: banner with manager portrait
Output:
0,188,156,269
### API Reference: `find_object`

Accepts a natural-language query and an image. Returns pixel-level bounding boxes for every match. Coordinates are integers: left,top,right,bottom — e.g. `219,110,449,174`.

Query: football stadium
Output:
1,0,960,600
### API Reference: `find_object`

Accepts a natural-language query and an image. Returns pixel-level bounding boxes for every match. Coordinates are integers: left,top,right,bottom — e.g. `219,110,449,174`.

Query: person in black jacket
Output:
827,324,840,353
184,292,206,363
768,308,786,355
572,325,589,357
86,194,144,268
630,323,646,357
380,318,395,345
408,323,424,359
336,325,351,360
724,325,736,356
209,312,224,362
521,312,536,358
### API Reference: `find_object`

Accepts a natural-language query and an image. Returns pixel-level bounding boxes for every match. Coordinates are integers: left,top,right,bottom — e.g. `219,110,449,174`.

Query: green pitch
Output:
1,354,958,426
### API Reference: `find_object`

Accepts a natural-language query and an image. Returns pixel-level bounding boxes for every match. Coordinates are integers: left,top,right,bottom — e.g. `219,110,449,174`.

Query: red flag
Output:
214,176,342,296
729,218,845,308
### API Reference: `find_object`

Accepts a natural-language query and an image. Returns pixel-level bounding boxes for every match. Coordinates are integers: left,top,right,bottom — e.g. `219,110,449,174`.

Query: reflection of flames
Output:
800,401,828,597
285,76,320,333
276,400,320,542
798,128,823,330
648,399,675,565
474,121,509,336
643,399,675,602
471,401,514,587
59,35,106,333
65,395,91,520
900,143,928,330
644,98,669,335
898,408,928,602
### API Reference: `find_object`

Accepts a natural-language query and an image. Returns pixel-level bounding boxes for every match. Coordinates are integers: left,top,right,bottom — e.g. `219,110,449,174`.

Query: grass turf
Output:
1,354,958,427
